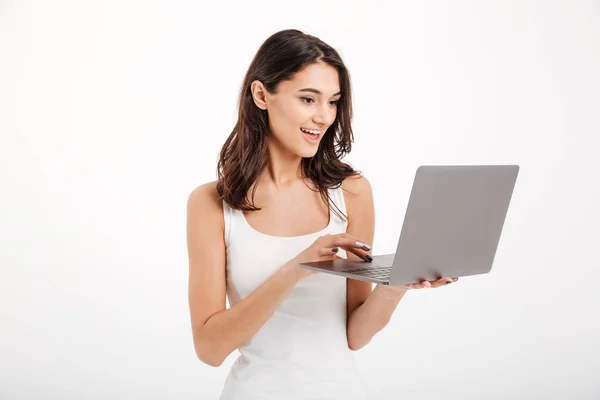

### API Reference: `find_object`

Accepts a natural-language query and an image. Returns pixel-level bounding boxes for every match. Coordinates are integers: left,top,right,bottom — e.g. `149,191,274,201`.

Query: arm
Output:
343,175,408,350
187,182,305,367
347,284,407,350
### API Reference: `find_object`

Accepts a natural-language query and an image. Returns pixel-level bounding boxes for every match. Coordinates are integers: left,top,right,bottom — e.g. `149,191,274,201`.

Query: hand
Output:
286,233,372,280
380,277,459,295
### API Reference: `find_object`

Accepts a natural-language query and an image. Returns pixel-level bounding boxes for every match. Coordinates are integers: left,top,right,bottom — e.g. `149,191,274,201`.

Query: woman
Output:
186,29,457,400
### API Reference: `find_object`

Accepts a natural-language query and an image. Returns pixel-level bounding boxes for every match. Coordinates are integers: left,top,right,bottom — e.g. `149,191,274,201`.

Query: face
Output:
252,62,341,158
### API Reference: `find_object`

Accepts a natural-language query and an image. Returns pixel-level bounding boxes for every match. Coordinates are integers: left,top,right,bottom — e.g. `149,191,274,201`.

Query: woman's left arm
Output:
342,174,408,350
343,175,457,350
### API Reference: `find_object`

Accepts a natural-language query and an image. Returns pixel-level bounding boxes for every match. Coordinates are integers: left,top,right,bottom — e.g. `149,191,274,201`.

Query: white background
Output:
1,1,599,399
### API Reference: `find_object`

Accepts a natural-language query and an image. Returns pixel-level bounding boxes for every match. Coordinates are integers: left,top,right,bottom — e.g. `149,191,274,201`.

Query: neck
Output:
262,137,304,188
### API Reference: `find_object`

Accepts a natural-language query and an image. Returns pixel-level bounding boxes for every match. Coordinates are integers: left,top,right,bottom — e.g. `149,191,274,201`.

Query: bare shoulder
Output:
187,181,223,227
188,180,220,205
341,173,372,196
341,173,374,214
340,173,374,233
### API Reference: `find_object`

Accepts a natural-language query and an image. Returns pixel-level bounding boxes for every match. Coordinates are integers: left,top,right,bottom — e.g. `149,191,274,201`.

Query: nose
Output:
312,102,336,126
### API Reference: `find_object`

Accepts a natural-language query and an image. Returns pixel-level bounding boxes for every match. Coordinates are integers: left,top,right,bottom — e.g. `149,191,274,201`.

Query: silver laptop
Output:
299,165,520,285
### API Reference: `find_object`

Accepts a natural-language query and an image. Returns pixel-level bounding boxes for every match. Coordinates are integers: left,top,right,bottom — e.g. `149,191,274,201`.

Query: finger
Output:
333,237,371,250
407,281,430,289
344,246,372,262
331,239,373,257
317,237,372,261
345,236,372,251
431,277,451,288
324,237,372,261
327,244,370,262
328,234,372,251
318,247,341,258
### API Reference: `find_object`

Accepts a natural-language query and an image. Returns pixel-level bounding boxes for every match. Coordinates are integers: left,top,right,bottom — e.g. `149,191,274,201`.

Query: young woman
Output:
186,29,457,400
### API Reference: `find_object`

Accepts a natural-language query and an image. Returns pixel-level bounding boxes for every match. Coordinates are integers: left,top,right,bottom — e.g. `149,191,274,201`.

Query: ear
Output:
250,80,269,110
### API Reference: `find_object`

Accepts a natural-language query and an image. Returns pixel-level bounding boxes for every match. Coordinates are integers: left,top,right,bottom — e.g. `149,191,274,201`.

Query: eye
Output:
301,97,340,106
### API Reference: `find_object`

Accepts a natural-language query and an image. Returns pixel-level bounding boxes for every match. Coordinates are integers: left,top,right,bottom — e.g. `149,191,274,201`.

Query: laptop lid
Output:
388,165,519,286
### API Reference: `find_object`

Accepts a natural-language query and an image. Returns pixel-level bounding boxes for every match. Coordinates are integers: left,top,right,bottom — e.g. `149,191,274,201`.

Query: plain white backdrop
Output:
1,0,599,399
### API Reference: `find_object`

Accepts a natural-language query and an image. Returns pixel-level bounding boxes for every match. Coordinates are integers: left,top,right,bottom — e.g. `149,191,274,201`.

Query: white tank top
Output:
219,186,370,400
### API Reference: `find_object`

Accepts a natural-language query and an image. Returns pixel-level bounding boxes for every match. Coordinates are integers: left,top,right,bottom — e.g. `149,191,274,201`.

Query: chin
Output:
296,144,320,158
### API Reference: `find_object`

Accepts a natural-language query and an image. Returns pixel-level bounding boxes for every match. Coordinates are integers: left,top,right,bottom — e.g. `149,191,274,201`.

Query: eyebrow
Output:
298,88,342,96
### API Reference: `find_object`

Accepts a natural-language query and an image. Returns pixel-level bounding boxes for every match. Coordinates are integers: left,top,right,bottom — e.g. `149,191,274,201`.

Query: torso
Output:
217,178,370,400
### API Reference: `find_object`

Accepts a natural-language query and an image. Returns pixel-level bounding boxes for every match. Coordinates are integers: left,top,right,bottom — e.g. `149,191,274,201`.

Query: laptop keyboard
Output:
344,266,392,279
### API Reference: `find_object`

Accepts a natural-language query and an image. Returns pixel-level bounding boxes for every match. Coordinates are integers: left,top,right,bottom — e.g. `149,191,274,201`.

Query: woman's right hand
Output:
286,233,373,280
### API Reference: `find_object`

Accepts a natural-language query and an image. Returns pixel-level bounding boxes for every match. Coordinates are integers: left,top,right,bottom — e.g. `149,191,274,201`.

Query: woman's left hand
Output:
380,276,459,294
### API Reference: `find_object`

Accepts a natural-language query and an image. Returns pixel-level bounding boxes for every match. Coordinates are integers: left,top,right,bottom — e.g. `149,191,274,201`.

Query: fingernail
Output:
355,241,372,250
332,247,339,253
365,254,373,262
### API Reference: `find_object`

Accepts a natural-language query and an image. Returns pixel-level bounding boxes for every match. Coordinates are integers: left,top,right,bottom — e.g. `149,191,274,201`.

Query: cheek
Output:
284,102,309,126
271,103,308,134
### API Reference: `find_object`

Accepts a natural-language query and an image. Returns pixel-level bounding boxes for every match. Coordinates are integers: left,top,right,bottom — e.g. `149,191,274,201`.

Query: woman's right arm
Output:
186,183,307,367
186,182,372,367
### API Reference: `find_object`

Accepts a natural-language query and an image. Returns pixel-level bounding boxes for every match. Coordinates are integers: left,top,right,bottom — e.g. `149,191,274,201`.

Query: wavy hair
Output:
216,29,360,221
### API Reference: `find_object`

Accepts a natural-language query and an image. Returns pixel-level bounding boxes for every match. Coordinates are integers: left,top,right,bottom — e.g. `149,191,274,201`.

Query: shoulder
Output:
340,173,374,220
188,180,221,207
340,173,372,196
187,181,224,227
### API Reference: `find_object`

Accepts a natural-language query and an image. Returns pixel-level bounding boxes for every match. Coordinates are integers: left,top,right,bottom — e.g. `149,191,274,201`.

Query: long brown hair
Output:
216,29,360,221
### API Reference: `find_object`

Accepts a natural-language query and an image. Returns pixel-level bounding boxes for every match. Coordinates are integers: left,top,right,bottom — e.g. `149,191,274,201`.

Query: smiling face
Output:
251,62,341,158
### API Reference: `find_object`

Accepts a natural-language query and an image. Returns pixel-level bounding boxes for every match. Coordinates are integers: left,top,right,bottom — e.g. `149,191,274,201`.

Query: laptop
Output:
299,165,520,285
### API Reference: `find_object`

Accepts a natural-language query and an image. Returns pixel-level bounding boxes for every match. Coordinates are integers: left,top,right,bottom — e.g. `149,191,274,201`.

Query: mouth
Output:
300,128,323,144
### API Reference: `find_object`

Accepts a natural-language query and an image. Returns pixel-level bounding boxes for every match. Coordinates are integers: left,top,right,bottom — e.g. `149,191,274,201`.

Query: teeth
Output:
301,128,321,135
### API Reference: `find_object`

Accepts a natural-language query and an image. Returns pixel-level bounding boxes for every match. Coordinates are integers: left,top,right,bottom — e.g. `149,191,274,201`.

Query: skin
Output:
186,62,458,366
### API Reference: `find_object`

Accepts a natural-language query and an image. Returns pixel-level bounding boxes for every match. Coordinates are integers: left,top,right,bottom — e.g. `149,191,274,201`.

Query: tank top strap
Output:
327,184,348,226
222,199,236,248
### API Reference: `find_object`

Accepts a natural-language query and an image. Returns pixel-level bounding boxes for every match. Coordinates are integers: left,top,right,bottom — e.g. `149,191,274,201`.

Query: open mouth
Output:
300,128,322,143
300,128,322,135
